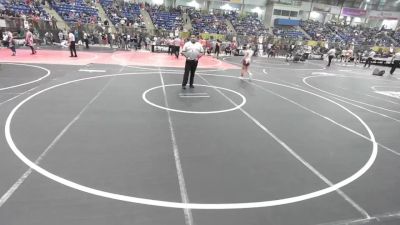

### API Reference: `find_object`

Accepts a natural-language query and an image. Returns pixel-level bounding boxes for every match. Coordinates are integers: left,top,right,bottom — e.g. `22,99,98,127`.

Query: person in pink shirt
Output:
25,28,36,55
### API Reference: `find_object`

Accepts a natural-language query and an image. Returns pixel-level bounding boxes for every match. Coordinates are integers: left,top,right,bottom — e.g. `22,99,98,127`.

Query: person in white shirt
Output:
241,45,253,80
389,44,394,54
68,30,77,57
181,35,204,89
326,47,336,67
6,31,16,56
173,36,181,59
168,38,174,55
390,52,400,75
83,32,89,49
364,50,375,68
58,31,64,43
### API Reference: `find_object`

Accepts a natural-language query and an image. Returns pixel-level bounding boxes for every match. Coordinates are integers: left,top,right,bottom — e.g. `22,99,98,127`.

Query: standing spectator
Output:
340,49,347,62
364,50,375,68
122,33,128,50
168,37,174,55
215,39,221,59
58,30,63,43
68,30,77,57
173,36,181,59
132,34,138,50
7,31,16,56
25,28,36,55
181,35,204,89
390,52,400,75
83,32,89,49
145,36,150,50
326,47,336,67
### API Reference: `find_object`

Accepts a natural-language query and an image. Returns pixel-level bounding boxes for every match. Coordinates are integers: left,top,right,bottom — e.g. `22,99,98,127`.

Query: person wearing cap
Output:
181,35,204,89
25,28,36,55
390,51,400,75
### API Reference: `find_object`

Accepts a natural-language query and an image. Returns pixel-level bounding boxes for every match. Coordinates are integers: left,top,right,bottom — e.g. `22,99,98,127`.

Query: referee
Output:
68,30,77,57
181,35,204,89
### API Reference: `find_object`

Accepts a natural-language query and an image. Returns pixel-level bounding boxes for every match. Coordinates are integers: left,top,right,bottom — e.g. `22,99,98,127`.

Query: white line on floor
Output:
0,63,51,91
247,80,400,158
198,75,372,219
179,95,210,98
78,69,106,73
0,77,115,208
178,93,209,96
303,75,400,114
262,69,301,87
0,86,39,107
316,210,400,225
158,69,194,225
331,95,400,123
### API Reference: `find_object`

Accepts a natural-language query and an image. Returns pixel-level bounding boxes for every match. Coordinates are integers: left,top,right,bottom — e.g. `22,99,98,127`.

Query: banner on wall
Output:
341,7,367,17
368,11,400,20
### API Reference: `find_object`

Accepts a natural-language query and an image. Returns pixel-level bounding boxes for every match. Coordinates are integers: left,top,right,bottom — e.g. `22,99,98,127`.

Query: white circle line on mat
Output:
0,63,51,91
5,71,377,209
142,84,246,114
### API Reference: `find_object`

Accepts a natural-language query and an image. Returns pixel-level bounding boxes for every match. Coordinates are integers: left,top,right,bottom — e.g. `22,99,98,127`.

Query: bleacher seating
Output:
326,22,395,46
188,9,227,35
0,0,49,20
100,0,143,26
300,20,341,43
392,30,400,43
273,28,305,39
50,0,100,24
147,5,182,32
225,11,267,36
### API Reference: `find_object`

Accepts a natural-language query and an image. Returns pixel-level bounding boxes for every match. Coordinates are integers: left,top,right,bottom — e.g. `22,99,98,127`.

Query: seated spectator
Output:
225,11,268,36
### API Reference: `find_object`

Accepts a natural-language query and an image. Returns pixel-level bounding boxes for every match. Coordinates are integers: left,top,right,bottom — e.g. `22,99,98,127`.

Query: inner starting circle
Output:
142,84,247,114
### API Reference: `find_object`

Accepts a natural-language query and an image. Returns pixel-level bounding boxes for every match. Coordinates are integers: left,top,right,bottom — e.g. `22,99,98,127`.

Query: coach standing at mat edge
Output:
181,35,204,89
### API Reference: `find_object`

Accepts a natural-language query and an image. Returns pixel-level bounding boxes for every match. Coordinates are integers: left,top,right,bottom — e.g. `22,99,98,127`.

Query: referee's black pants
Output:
390,60,399,75
168,45,173,55
70,41,77,57
182,60,198,87
174,46,180,59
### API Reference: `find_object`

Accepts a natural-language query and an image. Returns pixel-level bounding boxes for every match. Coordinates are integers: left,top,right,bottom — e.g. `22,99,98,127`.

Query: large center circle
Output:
142,84,247,114
4,71,377,209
